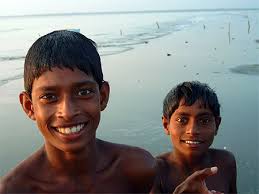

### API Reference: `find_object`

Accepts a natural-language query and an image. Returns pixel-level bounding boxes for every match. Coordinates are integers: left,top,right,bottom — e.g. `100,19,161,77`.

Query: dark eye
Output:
40,94,57,102
199,117,211,125
77,88,93,96
176,117,188,124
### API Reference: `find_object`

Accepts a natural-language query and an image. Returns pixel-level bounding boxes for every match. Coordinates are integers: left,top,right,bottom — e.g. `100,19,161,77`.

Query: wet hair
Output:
163,81,220,119
24,30,103,95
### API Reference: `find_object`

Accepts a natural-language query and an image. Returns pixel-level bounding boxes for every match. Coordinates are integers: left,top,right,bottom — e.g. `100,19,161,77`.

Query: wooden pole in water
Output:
156,22,160,29
228,22,231,44
248,18,251,34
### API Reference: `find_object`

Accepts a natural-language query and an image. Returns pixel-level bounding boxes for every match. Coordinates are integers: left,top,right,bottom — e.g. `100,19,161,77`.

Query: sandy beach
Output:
0,11,258,193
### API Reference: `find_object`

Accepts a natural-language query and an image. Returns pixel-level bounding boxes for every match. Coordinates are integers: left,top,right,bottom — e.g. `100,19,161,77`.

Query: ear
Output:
19,91,36,120
162,116,170,135
99,81,110,111
214,116,221,135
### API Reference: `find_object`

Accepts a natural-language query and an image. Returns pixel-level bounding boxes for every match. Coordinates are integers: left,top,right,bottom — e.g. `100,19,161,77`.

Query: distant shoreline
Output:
0,8,258,18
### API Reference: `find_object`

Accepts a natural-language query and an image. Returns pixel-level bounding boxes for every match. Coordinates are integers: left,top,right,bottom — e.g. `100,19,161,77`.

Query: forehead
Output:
173,98,213,115
32,67,96,91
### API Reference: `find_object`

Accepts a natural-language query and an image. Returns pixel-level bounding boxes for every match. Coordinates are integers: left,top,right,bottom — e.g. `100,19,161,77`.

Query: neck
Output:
43,139,98,176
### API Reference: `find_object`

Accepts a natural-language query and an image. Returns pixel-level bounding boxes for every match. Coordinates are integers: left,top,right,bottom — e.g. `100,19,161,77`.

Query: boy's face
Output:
162,98,221,157
20,67,109,152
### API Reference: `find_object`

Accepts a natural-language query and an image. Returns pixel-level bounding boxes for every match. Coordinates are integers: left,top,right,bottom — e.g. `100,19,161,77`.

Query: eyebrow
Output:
196,112,214,117
34,80,98,92
174,112,213,117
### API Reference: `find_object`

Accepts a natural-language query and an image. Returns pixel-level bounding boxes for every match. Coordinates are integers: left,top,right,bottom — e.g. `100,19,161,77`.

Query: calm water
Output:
0,9,258,193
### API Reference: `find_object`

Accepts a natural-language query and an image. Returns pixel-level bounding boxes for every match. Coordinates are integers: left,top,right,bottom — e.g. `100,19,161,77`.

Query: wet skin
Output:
151,99,237,194
0,68,156,193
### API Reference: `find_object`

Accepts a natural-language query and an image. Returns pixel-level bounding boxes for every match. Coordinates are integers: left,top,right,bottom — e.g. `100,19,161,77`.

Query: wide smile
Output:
51,122,89,142
181,139,205,147
54,123,85,135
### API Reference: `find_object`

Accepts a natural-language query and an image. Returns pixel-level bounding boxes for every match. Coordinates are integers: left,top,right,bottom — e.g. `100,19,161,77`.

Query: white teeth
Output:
185,140,201,145
61,128,65,134
56,124,84,134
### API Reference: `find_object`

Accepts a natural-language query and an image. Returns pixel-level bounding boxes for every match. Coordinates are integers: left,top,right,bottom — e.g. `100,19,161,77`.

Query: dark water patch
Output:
0,56,25,61
0,73,23,87
255,39,259,44
230,64,259,76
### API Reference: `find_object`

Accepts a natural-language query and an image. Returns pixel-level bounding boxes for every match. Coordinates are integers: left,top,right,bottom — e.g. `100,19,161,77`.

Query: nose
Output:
186,120,200,135
57,96,80,120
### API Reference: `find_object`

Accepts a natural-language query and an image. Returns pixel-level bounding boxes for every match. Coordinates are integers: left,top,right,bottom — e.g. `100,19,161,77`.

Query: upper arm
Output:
0,180,4,193
229,153,237,193
218,150,237,193
0,176,11,193
0,169,29,193
150,158,168,194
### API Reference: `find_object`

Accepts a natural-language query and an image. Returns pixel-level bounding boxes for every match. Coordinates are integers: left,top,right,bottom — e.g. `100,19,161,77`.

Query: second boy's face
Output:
20,67,109,152
163,98,221,158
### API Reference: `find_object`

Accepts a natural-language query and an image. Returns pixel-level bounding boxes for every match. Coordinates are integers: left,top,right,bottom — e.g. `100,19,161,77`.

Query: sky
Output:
0,0,258,16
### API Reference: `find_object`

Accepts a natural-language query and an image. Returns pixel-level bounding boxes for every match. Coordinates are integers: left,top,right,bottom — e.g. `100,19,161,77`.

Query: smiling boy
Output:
151,81,237,194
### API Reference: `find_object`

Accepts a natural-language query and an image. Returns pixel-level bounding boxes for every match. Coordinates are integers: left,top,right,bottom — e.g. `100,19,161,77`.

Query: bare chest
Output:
27,172,133,193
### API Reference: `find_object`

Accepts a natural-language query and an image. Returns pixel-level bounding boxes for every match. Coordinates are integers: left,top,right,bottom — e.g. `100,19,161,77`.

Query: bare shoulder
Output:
98,139,156,191
0,148,44,193
0,160,31,193
209,148,236,166
98,139,156,172
208,149,237,193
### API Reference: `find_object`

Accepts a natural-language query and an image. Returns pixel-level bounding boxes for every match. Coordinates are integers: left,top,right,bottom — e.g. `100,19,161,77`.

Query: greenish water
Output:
0,10,258,194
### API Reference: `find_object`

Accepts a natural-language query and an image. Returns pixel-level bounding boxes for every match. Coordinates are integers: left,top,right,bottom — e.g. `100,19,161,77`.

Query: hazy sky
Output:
0,0,258,16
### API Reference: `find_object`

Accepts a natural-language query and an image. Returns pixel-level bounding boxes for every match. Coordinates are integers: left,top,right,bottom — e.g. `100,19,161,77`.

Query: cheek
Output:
33,104,54,126
169,127,182,141
202,129,216,144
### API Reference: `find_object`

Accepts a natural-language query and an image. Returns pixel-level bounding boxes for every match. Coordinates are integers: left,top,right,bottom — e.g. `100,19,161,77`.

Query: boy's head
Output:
20,30,110,152
163,81,220,120
162,81,221,156
24,30,103,96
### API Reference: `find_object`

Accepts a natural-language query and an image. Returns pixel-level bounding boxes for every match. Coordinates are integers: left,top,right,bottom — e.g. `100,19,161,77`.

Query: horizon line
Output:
0,8,258,18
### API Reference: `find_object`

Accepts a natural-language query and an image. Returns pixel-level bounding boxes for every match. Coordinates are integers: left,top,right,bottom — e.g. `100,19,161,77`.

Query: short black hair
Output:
163,81,220,119
24,30,103,95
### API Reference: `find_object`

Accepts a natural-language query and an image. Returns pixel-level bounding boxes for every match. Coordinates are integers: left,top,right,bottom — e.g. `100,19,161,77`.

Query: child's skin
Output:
151,82,237,194
0,31,219,194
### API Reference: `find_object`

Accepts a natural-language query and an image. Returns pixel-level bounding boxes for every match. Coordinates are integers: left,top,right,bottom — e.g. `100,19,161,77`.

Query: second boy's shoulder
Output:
208,148,236,169
209,148,236,162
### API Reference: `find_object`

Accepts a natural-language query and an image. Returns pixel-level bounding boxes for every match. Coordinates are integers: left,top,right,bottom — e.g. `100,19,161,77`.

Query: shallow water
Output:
0,9,258,193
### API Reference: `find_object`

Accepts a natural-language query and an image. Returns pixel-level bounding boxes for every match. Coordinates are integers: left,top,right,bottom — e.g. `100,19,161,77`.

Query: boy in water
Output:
151,81,237,194
0,31,217,193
